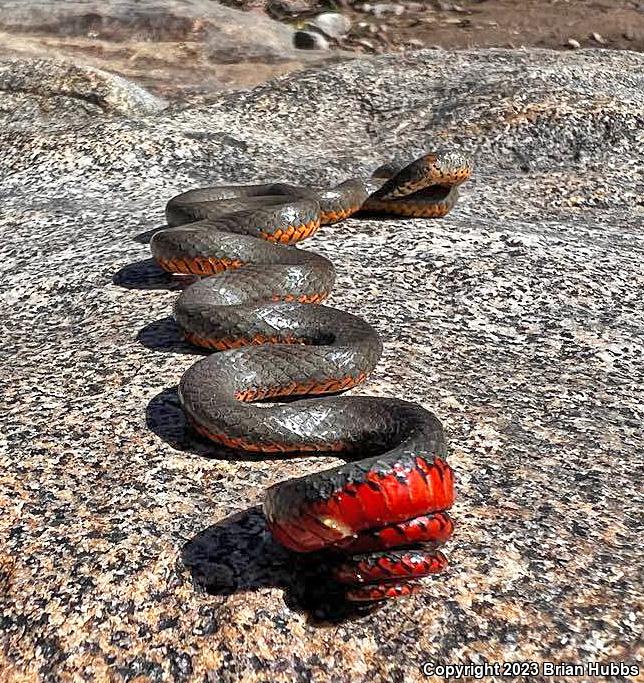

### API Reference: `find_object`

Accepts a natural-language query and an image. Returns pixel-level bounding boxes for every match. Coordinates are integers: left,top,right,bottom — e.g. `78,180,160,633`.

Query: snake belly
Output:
150,152,472,602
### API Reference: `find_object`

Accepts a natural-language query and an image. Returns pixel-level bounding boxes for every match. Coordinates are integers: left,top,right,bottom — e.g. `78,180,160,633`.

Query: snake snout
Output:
430,150,473,184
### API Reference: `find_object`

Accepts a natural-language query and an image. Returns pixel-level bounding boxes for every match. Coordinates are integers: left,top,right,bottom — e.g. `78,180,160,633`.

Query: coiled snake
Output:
151,152,472,602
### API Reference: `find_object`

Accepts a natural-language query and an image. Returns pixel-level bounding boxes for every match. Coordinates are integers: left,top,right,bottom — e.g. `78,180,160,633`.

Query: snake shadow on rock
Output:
137,316,210,356
148,384,386,622
113,258,198,291
181,506,382,624
146,386,245,459
133,225,167,244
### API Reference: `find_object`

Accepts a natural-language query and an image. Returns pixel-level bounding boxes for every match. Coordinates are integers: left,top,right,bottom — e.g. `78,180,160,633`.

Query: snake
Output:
150,151,472,602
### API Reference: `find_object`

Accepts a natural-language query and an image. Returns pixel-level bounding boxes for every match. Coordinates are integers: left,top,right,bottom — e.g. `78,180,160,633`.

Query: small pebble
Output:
355,38,375,51
364,2,405,16
590,32,606,44
309,12,351,39
566,38,581,49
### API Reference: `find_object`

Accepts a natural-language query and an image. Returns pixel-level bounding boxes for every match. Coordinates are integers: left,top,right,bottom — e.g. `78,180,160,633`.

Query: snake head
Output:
377,151,473,201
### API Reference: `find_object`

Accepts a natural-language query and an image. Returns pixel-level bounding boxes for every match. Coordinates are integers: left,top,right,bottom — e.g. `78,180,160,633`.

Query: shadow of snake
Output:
142,152,472,604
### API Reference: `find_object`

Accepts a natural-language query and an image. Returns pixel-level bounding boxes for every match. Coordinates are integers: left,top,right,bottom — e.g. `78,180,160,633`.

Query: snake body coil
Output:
151,152,472,602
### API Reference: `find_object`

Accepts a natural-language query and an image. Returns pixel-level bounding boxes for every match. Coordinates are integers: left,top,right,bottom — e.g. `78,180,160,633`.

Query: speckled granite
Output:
0,1,352,100
1,49,643,682
0,57,167,125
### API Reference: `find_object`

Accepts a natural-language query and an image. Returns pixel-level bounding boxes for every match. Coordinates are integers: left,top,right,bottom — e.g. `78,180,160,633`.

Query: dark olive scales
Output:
150,151,472,601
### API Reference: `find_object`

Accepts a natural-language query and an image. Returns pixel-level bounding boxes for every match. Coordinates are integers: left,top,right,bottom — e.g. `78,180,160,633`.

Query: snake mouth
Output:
395,184,454,203
369,184,457,207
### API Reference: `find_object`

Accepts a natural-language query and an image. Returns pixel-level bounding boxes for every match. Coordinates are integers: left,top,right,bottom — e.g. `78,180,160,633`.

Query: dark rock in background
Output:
0,0,351,98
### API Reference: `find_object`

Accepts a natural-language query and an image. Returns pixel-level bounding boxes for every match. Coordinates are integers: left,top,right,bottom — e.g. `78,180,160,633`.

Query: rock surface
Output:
0,58,167,126
1,49,643,681
0,0,349,98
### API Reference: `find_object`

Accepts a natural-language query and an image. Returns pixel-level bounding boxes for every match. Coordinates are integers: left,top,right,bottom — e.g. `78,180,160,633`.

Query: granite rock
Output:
1,48,643,682
0,0,350,98
0,0,297,56
0,57,167,127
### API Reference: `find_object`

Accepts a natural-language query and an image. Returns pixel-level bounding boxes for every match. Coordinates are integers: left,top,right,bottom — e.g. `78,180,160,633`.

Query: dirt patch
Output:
268,0,644,54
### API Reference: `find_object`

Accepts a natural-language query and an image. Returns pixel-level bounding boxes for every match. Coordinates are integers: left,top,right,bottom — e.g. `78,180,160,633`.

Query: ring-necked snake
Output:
150,152,472,602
